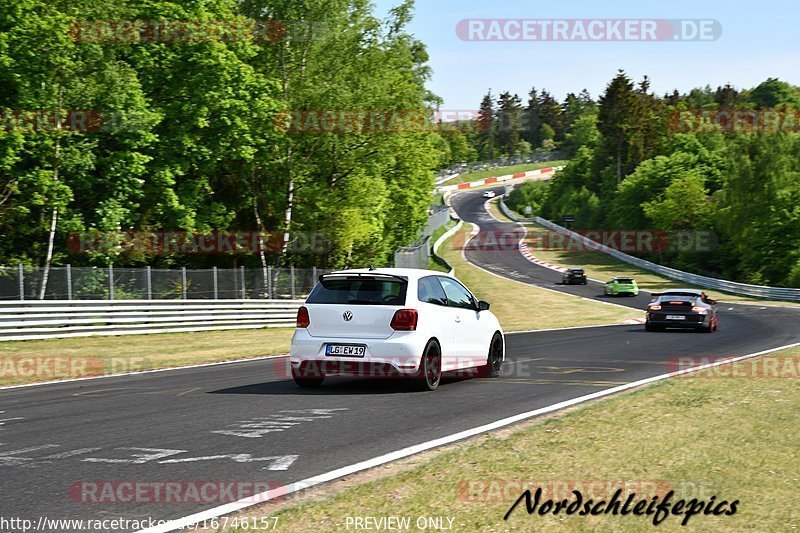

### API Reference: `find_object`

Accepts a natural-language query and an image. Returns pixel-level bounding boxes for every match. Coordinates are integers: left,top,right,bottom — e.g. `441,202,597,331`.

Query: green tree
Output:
476,90,497,159
748,78,800,109
496,91,523,156
642,172,712,230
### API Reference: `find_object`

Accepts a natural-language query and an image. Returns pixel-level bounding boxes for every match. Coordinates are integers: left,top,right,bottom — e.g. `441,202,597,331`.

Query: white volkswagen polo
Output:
289,268,505,391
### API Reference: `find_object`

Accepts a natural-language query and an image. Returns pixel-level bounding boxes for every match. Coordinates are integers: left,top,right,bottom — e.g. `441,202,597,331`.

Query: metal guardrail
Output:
499,198,800,302
394,206,453,269
0,299,304,341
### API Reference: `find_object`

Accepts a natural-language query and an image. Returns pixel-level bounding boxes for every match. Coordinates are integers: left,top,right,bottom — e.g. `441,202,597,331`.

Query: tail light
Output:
390,309,418,331
692,306,708,314
648,305,662,311
296,306,310,328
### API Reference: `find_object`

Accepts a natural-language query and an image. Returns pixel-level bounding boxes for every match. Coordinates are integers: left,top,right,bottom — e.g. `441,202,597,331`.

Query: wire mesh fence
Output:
0,265,330,300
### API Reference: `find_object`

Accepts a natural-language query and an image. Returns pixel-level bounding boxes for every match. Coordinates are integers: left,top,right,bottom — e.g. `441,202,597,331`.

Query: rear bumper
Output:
609,287,639,295
290,329,427,376
647,313,709,329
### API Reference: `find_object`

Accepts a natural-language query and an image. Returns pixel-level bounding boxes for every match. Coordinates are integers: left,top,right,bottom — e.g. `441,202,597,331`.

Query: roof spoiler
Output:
319,272,408,284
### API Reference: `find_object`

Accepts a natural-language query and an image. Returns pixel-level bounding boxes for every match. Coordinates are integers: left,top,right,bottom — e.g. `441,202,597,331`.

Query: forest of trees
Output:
0,0,451,272
502,73,800,287
3,0,800,289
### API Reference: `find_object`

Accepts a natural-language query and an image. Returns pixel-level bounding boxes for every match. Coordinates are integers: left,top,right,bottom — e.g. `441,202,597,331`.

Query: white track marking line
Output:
137,339,800,533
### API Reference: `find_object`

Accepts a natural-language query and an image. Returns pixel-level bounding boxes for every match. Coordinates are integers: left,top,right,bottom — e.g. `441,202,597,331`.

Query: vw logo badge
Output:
343,311,353,322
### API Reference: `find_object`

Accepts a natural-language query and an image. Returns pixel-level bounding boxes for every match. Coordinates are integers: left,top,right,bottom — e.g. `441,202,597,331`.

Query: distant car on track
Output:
604,277,639,296
482,190,496,198
290,268,505,391
562,268,587,285
645,290,718,332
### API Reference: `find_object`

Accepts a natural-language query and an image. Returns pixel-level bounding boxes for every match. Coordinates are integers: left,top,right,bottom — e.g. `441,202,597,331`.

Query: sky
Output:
373,0,800,109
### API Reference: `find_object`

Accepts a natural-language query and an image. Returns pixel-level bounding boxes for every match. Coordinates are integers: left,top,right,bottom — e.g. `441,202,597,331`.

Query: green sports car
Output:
604,277,639,296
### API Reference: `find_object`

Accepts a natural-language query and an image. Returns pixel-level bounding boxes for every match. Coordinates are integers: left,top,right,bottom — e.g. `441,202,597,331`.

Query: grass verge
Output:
0,328,294,387
225,345,800,532
436,224,642,331
441,161,567,187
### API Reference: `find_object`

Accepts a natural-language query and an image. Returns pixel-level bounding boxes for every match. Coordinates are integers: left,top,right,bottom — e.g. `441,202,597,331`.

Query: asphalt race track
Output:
2,188,800,531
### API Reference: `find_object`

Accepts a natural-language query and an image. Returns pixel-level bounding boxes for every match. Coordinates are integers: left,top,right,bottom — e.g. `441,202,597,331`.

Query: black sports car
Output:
645,290,719,332
562,268,587,285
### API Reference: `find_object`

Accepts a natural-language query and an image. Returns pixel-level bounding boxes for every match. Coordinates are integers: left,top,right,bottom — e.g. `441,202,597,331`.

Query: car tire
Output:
478,332,504,378
645,322,662,332
413,340,442,391
292,367,325,388
700,316,717,333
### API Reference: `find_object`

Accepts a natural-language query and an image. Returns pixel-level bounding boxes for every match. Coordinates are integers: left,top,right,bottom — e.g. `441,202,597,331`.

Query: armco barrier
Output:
432,220,463,275
0,299,304,341
498,198,800,302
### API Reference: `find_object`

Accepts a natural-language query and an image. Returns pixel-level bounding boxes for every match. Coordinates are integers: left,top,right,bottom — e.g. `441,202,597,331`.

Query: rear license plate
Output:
666,315,686,320
325,344,366,357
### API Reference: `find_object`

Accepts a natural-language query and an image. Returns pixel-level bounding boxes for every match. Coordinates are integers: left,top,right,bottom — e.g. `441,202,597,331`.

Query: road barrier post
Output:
181,267,187,299
291,266,296,299
240,266,246,299
66,264,72,300
146,266,152,300
108,264,114,300
18,263,24,300
268,266,273,299
213,266,218,299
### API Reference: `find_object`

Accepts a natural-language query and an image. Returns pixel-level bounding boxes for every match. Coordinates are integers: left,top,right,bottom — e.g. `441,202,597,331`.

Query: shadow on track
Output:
208,373,476,396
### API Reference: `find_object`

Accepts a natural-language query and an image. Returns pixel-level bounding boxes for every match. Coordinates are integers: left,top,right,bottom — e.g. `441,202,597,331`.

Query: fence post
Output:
213,266,218,299
146,266,152,300
290,265,296,299
267,266,272,299
312,266,317,289
262,265,268,299
181,267,187,299
108,264,114,300
240,266,246,299
66,264,72,300
18,263,24,300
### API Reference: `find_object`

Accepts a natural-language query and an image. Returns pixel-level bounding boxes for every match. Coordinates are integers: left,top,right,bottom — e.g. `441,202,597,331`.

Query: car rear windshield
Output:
658,296,696,304
617,278,634,284
569,269,585,274
306,276,407,306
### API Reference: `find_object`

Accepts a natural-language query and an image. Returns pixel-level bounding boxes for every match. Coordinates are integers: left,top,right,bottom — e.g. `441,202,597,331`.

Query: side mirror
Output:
478,300,490,311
